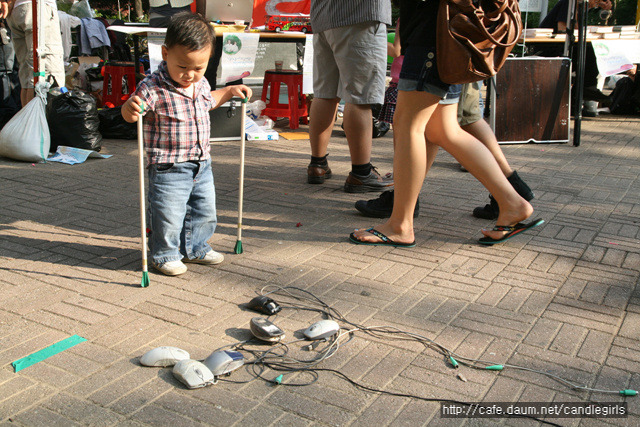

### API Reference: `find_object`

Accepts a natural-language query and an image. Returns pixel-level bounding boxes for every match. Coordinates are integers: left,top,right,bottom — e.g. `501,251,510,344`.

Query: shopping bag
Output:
0,92,50,162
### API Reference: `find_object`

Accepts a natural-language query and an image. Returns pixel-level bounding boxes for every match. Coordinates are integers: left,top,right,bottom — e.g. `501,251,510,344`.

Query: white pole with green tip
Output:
137,105,150,286
234,97,248,254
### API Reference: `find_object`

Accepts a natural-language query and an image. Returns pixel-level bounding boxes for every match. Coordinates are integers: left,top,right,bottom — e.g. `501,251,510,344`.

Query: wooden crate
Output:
492,57,571,144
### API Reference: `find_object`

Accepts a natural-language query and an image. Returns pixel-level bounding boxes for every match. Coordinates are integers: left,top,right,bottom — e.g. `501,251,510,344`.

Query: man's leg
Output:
342,102,372,165
307,97,339,184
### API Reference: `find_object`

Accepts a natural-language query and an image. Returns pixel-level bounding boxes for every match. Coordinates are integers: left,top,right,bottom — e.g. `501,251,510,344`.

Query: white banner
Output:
519,0,542,12
148,32,166,73
302,34,313,94
219,33,260,85
591,40,637,77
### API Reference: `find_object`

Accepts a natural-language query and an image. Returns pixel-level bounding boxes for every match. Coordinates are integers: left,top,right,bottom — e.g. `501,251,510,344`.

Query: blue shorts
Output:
397,46,461,105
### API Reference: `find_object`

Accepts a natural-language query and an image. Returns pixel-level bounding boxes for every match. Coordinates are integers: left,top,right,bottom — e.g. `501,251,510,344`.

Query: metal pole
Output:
573,0,588,147
31,0,38,87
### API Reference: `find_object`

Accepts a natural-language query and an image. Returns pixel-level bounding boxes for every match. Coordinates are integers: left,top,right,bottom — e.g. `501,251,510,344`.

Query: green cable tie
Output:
274,374,283,385
12,335,87,372
620,389,638,396
33,71,45,77
449,356,459,368
485,365,504,371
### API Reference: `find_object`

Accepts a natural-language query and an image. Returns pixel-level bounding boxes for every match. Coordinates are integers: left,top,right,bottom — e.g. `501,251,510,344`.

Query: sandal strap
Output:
492,225,516,232
366,227,390,243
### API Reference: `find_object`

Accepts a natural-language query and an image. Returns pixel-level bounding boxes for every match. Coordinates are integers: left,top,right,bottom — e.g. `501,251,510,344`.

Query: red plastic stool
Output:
102,62,143,107
260,70,308,130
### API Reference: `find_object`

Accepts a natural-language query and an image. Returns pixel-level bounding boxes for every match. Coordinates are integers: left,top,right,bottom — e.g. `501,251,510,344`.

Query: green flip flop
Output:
479,218,545,245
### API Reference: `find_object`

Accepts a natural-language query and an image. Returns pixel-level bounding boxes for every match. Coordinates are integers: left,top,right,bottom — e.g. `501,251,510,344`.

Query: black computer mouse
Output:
246,295,282,315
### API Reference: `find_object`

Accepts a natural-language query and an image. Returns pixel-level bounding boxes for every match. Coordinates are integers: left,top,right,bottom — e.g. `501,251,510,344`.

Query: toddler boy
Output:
122,12,251,275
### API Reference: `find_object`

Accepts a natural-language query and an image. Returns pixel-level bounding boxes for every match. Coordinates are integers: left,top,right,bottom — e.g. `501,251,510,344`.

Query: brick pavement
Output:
1,113,639,426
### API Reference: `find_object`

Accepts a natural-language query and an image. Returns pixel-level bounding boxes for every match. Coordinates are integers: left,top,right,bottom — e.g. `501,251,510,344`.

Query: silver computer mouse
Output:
172,359,215,389
303,319,340,340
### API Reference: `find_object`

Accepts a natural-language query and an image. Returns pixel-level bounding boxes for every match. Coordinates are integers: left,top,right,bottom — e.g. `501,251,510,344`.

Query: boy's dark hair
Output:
164,12,215,53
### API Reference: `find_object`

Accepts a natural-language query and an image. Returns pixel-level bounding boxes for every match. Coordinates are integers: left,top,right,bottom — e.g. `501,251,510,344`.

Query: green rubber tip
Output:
242,97,248,103
620,389,638,396
485,365,504,371
141,271,150,288
274,374,283,385
449,356,459,368
234,240,243,254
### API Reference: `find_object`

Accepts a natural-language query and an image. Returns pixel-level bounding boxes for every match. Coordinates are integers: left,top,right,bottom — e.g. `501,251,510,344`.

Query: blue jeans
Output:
148,159,217,264
397,46,461,104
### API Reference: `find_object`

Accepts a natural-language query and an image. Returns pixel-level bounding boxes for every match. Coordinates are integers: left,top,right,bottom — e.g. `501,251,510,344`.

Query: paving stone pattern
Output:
1,114,640,426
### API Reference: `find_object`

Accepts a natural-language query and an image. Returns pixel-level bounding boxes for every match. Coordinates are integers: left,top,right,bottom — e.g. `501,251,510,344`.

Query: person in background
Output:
537,0,613,103
149,0,193,28
306,0,394,193
122,13,252,276
2,0,64,107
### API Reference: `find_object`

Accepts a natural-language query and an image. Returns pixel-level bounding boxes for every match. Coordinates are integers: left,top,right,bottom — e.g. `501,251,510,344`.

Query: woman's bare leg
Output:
425,104,532,239
352,90,440,244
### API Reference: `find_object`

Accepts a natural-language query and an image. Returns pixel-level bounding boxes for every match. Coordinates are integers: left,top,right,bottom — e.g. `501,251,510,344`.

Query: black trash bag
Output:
98,106,137,140
609,77,640,115
47,91,102,151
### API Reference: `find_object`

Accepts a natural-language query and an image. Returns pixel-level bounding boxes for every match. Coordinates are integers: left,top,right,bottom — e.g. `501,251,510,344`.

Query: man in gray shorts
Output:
307,0,394,193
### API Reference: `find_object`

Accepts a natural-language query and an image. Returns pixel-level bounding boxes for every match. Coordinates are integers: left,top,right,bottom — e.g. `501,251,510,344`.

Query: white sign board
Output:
591,40,636,76
303,34,314,94
219,33,260,84
519,0,542,12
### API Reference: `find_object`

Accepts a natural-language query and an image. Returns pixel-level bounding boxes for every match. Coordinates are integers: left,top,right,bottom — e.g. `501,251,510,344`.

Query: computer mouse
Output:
303,319,340,340
172,359,215,389
140,346,190,367
250,317,285,342
246,295,282,315
203,350,245,376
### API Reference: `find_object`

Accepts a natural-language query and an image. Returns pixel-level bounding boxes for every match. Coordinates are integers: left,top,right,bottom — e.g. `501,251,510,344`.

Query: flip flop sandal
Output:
349,227,416,248
478,218,545,245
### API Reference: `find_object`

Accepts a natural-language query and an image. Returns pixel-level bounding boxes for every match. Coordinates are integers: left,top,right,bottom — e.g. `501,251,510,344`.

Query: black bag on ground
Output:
609,77,640,115
47,91,102,151
98,106,136,140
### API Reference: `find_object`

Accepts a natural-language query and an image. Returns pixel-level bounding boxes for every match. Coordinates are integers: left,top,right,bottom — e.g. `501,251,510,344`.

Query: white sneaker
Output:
183,250,224,265
152,260,188,276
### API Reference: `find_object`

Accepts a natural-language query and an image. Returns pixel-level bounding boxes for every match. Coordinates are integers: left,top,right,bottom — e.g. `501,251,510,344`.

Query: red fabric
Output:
251,0,310,27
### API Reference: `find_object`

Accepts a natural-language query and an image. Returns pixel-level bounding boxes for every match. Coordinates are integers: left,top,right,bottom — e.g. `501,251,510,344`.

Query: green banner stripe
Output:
12,335,87,373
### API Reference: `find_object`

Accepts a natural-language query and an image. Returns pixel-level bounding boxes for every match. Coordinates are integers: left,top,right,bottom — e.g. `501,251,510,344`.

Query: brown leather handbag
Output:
437,0,522,84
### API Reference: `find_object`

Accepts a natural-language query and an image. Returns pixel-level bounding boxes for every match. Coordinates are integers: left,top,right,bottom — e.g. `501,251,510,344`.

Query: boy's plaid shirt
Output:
134,61,216,165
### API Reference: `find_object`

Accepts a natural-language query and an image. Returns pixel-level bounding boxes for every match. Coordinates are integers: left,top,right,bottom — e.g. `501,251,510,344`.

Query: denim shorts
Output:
397,46,461,105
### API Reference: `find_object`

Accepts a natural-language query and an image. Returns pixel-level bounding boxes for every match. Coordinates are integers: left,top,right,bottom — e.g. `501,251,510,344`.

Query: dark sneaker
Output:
307,162,332,184
344,166,394,193
355,190,419,218
473,170,534,220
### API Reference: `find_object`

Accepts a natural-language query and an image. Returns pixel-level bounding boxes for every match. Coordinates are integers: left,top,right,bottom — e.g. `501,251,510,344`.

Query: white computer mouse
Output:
172,359,215,389
203,350,245,376
303,319,340,340
139,346,190,367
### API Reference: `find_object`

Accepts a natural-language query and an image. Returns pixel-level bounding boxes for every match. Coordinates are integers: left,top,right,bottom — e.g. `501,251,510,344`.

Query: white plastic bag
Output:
246,100,266,120
0,93,51,162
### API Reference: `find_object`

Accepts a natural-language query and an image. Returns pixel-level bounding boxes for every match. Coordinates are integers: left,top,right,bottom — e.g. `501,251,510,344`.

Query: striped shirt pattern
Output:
310,0,392,33
134,61,216,165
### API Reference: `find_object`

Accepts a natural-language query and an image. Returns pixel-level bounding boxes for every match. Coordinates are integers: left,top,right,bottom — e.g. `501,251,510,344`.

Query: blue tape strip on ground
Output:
11,335,87,373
